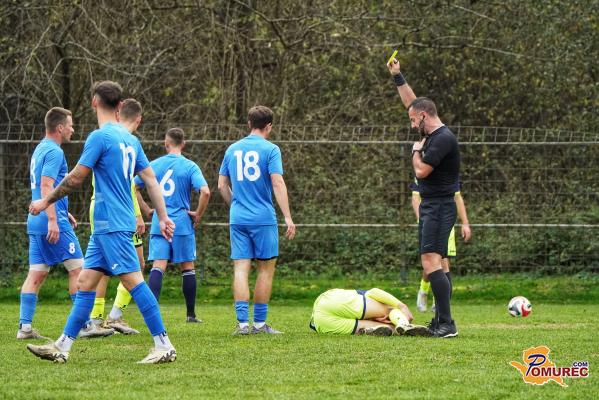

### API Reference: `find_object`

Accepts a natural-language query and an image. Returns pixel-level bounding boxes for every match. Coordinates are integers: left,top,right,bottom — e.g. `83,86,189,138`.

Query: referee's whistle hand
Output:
412,138,426,152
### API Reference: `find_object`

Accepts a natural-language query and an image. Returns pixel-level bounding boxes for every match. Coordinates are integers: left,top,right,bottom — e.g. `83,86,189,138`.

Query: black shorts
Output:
418,197,457,257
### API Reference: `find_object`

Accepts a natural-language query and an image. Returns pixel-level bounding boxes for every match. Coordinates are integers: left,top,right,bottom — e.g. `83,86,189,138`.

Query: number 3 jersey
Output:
219,134,283,225
79,122,149,234
27,138,73,234
135,154,207,236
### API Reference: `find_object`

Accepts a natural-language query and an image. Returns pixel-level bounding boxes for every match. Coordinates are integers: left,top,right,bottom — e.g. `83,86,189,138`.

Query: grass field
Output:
0,300,596,399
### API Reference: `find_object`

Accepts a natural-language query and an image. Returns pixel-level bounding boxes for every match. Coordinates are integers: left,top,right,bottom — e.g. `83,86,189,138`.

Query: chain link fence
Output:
1,124,598,280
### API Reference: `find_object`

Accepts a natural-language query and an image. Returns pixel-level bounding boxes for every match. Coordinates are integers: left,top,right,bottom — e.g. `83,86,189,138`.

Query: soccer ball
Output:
508,296,532,317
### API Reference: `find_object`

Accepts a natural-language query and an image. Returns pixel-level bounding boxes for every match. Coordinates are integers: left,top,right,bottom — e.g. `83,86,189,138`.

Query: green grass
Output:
0,302,596,399
2,272,599,303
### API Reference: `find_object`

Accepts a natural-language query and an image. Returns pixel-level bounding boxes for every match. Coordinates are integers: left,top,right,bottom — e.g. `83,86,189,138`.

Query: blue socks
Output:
148,268,164,301
63,291,96,338
182,270,197,318
235,301,249,323
234,302,269,324
19,293,38,326
131,282,166,336
254,303,268,323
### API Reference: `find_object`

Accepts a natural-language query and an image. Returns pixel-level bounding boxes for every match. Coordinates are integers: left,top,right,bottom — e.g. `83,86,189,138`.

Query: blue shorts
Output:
230,224,279,260
28,230,83,266
149,234,196,263
83,231,140,276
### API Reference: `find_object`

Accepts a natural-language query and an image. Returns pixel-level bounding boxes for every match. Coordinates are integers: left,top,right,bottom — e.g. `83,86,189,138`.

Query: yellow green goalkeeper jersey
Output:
310,289,366,335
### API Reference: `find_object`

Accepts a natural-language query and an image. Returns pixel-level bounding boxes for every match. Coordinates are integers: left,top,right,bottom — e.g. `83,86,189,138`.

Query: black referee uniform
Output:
417,125,460,333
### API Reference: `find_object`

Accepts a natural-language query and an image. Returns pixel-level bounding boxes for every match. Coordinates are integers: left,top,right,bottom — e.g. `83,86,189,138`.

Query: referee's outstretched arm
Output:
387,58,417,108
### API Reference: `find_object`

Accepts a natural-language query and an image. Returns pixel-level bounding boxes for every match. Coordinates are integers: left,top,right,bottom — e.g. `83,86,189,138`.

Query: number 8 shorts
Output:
29,230,83,267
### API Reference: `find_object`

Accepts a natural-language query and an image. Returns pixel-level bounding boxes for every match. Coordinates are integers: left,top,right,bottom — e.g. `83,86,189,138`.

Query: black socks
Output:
182,270,197,318
429,269,452,324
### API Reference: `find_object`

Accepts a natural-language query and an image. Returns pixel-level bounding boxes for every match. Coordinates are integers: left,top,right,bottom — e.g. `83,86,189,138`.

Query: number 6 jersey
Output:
135,153,207,236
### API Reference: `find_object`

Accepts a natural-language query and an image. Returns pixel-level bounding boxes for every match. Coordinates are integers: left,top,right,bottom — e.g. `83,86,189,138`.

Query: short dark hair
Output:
92,80,122,109
248,106,273,130
408,97,438,117
120,98,142,121
165,127,185,146
44,107,71,132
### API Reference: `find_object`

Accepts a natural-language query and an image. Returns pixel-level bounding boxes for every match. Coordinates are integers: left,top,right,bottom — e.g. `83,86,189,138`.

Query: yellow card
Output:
387,49,398,65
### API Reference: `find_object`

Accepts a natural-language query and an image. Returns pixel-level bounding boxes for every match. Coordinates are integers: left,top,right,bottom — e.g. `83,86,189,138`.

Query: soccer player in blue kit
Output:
218,106,296,335
27,81,177,364
18,107,84,340
136,127,210,322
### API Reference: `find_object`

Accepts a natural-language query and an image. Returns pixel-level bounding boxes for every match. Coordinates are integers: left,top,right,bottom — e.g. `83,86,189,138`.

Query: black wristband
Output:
412,149,422,156
393,73,406,86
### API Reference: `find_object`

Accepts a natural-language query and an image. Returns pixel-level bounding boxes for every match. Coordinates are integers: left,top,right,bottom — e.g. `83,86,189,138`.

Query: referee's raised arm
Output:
387,58,417,109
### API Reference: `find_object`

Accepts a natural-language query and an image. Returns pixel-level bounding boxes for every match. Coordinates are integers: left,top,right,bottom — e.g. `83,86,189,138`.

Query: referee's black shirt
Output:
418,126,460,198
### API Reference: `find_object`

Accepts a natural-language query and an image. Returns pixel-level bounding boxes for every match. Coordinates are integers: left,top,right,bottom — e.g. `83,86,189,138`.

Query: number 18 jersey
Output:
78,122,149,234
219,134,283,225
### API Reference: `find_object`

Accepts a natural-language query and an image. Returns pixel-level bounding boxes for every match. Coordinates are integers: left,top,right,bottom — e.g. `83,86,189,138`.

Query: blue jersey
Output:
27,139,73,234
78,122,149,234
219,134,283,225
135,154,207,236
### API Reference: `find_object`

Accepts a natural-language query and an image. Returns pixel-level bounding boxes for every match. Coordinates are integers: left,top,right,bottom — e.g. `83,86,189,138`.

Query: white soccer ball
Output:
508,296,532,317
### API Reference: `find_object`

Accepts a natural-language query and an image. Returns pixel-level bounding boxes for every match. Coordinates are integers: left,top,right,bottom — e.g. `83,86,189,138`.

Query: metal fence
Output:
1,124,598,277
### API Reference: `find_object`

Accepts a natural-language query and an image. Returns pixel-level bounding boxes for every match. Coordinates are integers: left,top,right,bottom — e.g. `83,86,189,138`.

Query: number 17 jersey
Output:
219,134,283,225
78,122,149,234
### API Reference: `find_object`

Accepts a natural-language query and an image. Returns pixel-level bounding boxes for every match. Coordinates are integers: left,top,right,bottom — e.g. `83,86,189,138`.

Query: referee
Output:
387,57,460,338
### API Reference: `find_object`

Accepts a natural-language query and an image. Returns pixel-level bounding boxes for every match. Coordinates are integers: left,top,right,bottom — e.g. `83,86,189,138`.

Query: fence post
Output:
198,224,205,282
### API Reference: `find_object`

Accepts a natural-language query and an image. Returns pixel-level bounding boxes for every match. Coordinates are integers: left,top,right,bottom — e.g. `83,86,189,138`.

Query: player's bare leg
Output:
355,320,394,336
136,245,144,271
363,294,431,337
66,266,81,298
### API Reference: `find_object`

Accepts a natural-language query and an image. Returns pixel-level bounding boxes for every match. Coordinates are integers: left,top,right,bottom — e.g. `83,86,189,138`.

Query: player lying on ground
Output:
310,288,431,336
